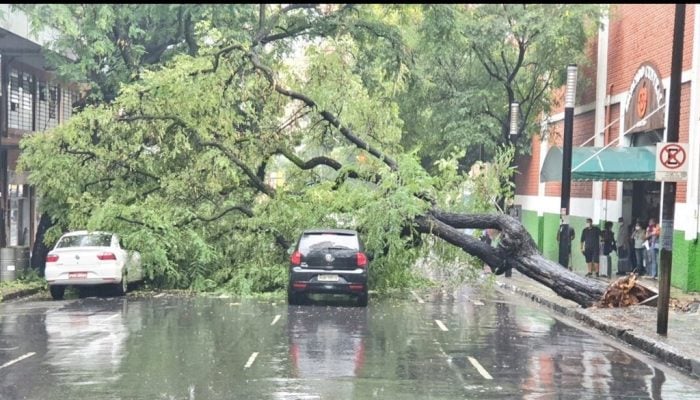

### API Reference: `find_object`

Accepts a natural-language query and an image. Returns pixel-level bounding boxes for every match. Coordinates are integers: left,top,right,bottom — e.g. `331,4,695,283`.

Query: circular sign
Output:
659,143,686,170
637,81,648,118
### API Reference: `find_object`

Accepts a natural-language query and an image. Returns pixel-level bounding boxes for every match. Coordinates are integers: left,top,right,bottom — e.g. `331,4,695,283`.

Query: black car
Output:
288,229,370,307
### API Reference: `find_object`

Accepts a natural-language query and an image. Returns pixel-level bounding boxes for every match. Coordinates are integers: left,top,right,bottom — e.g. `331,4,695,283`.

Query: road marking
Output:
410,290,425,304
270,315,281,326
244,352,259,369
435,319,449,331
0,352,36,370
101,313,120,322
468,356,493,380
154,293,165,298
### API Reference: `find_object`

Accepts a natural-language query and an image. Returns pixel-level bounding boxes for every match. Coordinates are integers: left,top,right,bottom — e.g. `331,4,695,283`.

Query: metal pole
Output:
504,102,519,278
559,65,577,268
658,3,685,336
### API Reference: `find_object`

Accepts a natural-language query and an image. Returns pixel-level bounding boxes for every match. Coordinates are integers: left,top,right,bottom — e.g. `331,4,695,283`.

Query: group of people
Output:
557,217,661,278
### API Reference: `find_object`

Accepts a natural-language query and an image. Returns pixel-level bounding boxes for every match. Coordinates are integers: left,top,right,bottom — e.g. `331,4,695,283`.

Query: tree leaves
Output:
19,4,596,293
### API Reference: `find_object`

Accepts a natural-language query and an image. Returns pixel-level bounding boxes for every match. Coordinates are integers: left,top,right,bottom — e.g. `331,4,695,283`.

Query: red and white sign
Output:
655,142,688,181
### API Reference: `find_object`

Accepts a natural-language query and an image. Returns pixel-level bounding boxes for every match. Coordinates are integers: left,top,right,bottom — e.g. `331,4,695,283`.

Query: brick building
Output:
0,6,79,251
514,4,700,292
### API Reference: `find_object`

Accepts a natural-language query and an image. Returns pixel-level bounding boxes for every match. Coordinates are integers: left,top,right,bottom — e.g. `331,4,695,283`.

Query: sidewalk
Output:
495,270,700,378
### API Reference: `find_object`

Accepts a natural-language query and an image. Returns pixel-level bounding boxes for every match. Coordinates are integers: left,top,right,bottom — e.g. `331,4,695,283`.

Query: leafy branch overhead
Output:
19,4,609,304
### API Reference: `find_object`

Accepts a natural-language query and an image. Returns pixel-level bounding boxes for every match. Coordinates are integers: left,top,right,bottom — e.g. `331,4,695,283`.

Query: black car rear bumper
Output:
289,267,367,294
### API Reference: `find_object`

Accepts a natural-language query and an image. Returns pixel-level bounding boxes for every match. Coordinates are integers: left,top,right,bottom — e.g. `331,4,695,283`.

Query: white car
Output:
45,231,143,300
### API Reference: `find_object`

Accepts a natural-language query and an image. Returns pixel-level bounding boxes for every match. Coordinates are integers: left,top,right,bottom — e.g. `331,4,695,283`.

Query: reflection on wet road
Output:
1,289,698,399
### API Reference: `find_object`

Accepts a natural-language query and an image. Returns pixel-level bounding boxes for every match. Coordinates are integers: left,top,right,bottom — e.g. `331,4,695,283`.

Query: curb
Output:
496,279,700,379
0,286,44,302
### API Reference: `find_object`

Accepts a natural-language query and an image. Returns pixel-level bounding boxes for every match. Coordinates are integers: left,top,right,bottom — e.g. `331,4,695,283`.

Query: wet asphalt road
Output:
1,288,699,400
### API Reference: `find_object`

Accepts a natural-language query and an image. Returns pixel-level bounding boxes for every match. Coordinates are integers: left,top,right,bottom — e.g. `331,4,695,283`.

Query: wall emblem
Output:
637,81,648,118
624,63,665,134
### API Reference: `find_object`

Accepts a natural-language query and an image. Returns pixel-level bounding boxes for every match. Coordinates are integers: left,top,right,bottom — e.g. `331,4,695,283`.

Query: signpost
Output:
657,4,685,336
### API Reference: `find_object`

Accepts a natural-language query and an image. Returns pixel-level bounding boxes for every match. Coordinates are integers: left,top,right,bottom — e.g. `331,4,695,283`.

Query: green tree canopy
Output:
19,4,605,300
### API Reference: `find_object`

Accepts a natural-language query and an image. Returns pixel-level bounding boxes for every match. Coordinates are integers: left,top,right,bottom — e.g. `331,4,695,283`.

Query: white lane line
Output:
410,290,425,304
435,319,449,331
244,352,259,369
153,293,166,298
101,313,120,322
270,315,281,326
468,356,493,380
0,352,36,370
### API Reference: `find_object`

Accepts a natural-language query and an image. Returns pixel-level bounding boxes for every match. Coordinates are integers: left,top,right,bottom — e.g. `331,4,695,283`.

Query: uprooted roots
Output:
597,274,657,308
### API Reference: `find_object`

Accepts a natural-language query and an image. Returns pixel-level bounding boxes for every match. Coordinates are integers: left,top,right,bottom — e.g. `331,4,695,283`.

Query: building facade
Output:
515,4,700,292
0,5,78,251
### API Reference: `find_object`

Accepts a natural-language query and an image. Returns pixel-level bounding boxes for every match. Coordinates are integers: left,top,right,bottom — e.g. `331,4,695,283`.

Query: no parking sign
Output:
655,142,688,181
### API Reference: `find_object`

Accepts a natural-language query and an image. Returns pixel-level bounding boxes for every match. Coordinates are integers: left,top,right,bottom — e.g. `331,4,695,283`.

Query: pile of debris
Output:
597,274,657,308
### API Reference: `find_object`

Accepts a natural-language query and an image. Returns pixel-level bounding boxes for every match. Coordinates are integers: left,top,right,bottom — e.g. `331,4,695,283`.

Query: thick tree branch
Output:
199,140,276,197
249,52,398,171
116,215,162,232
190,43,246,76
427,210,608,307
472,46,504,81
117,114,275,197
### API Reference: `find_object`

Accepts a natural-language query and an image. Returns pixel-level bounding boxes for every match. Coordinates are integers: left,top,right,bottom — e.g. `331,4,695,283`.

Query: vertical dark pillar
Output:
657,3,685,336
559,65,577,268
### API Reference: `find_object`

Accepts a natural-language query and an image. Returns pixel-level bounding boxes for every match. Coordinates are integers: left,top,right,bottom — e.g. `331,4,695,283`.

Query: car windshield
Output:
299,233,359,254
56,234,112,248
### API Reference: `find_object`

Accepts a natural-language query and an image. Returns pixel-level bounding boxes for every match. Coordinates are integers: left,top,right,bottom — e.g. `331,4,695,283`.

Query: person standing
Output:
601,221,616,278
581,218,601,277
556,219,576,270
632,222,646,275
646,218,661,279
628,218,638,271
617,217,629,258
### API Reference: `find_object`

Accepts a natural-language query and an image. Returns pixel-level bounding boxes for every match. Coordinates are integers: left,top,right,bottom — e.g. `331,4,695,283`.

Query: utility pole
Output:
559,65,577,269
657,3,685,336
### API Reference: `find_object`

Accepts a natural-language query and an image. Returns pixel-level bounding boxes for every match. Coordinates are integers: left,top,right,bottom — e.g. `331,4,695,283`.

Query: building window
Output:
61,88,73,122
8,68,34,131
36,81,59,131
49,85,58,121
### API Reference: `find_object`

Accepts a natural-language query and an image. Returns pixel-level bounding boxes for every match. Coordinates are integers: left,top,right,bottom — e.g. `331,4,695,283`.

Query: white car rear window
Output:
56,234,112,248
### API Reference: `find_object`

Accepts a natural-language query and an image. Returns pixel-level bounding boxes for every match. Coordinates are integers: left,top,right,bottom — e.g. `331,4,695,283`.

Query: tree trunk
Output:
30,212,54,277
416,210,608,308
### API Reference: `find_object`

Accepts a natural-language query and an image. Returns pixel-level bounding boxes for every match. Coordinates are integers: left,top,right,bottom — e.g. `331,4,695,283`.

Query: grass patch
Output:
0,270,46,301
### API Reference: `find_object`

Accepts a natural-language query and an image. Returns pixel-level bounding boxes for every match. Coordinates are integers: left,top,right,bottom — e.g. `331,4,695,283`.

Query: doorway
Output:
625,129,663,228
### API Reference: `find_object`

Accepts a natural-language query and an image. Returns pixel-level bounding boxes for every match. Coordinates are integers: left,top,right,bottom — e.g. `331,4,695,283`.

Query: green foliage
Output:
14,4,257,102
464,146,517,213
19,4,599,294
394,4,603,171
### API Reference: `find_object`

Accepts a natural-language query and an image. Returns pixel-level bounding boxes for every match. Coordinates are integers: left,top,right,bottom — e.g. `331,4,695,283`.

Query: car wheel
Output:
114,274,128,297
50,285,65,300
288,290,302,306
357,290,369,307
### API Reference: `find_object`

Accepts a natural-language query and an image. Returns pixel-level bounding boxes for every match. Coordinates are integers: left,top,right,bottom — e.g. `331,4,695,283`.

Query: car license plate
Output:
69,272,87,279
317,274,338,282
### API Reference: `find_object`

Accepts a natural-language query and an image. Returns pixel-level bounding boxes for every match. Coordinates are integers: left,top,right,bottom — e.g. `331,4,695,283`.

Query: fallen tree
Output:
20,4,656,306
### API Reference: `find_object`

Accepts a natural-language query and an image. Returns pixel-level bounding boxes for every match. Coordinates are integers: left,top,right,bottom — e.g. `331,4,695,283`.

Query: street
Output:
1,288,699,400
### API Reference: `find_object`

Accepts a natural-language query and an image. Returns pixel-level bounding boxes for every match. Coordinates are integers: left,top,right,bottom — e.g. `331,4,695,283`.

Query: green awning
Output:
540,146,656,182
